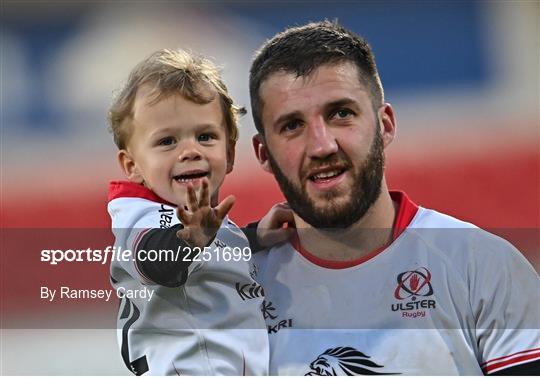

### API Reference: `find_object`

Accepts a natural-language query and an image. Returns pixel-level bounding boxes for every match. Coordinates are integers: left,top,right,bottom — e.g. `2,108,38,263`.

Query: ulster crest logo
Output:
305,347,399,375
391,267,436,317
394,267,433,300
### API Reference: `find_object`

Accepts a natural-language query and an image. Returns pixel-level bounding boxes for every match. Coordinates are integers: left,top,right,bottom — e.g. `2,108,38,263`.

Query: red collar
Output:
108,180,176,207
292,190,419,269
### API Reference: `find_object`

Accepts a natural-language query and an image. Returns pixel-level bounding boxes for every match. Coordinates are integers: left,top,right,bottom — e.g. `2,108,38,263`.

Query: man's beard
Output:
267,127,385,229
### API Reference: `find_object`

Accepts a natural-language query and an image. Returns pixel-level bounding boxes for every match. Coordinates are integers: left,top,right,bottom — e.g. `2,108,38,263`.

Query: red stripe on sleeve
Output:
481,347,540,366
483,351,540,374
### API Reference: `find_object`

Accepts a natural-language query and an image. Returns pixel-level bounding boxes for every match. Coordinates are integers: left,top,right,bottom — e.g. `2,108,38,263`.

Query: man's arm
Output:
471,232,540,375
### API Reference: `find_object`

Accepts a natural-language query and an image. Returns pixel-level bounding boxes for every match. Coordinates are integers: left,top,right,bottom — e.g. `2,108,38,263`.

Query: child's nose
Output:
177,141,202,162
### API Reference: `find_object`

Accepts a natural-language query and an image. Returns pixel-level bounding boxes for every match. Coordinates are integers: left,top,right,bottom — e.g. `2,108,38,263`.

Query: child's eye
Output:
158,137,176,146
198,133,215,142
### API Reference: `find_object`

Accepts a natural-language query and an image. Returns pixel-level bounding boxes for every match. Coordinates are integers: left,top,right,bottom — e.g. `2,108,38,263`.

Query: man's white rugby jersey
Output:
108,181,268,376
253,191,539,375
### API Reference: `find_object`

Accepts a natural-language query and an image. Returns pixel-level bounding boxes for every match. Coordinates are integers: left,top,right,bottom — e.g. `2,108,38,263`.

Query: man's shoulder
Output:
410,207,532,271
413,207,511,248
253,241,295,259
251,242,296,272
412,207,477,229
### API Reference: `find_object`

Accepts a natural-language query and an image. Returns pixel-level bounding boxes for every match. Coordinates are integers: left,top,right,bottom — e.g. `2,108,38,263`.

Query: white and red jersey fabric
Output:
108,181,268,376
253,191,539,375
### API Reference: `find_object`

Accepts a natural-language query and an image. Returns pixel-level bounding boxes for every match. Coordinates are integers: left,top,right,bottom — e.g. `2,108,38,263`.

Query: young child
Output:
107,49,268,375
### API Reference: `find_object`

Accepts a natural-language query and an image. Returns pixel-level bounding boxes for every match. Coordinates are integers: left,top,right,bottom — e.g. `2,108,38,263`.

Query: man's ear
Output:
117,149,144,183
252,134,273,173
226,140,236,174
378,103,397,149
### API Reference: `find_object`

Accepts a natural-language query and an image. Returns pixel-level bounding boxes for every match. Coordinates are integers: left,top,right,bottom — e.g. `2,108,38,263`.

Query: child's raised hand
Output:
257,202,295,247
176,178,235,248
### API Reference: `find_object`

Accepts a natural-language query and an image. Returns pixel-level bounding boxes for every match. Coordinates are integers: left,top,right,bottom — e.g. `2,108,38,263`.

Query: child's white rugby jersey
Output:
108,181,268,376
253,191,539,375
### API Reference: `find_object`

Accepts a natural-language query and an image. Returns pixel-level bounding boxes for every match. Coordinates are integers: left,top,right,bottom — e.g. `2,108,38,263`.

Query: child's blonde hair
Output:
108,49,244,149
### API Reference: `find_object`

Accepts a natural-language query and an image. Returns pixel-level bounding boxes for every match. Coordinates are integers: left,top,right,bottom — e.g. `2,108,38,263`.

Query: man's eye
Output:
158,137,175,146
198,133,215,142
333,108,354,119
281,120,302,133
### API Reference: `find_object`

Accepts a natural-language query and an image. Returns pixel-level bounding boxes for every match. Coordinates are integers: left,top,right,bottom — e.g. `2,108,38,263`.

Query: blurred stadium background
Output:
1,1,538,374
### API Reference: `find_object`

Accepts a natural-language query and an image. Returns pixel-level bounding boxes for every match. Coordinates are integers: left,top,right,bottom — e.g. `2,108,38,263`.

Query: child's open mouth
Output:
173,170,209,183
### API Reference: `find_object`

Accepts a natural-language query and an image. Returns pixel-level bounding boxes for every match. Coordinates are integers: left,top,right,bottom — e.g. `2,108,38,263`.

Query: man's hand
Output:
257,202,295,247
176,179,235,248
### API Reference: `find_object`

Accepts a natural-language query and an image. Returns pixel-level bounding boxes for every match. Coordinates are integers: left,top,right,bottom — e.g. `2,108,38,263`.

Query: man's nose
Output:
178,140,202,162
305,116,338,158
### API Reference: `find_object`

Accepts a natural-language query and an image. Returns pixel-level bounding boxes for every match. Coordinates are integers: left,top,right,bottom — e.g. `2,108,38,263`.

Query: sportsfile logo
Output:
391,267,436,318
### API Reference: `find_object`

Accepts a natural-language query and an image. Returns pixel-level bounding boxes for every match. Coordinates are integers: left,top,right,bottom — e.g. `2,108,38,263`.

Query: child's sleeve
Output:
132,225,192,287
110,197,201,287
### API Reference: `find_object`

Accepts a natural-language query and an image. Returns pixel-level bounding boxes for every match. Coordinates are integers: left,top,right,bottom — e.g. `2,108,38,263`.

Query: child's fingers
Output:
215,195,236,220
199,179,210,208
186,183,199,211
177,206,191,225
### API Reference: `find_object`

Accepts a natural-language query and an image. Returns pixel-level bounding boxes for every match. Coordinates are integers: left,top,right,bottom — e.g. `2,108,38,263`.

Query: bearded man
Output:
249,20,539,375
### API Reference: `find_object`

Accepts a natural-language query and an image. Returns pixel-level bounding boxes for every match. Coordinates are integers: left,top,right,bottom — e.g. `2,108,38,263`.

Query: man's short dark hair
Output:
249,20,384,135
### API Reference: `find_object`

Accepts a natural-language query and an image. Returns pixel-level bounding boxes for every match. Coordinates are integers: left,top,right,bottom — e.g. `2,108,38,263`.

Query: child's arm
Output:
134,225,191,287
134,179,234,287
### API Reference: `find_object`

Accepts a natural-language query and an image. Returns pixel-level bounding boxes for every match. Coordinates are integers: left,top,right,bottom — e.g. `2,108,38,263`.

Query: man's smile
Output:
304,163,349,191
